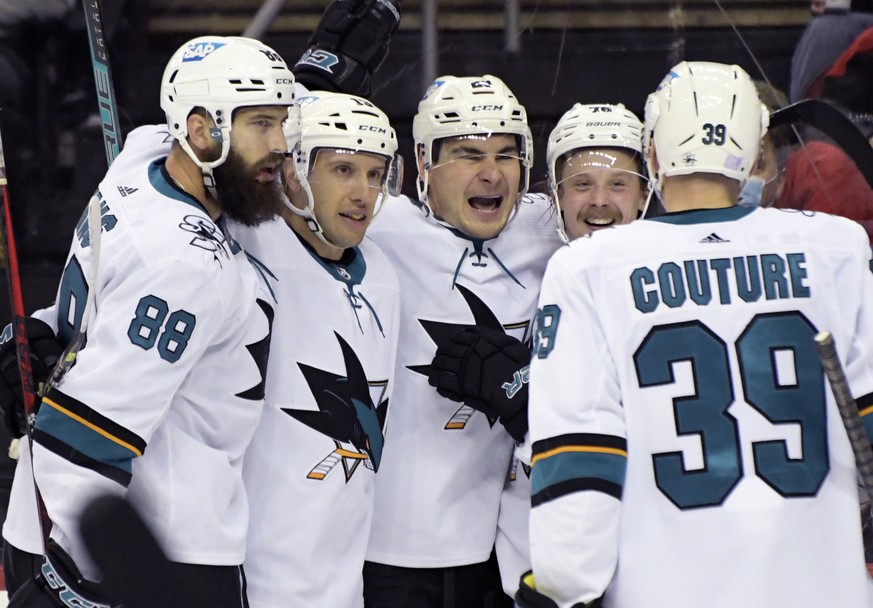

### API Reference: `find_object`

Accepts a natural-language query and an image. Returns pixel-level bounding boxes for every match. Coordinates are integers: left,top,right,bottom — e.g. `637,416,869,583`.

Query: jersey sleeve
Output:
31,256,225,578
527,247,625,607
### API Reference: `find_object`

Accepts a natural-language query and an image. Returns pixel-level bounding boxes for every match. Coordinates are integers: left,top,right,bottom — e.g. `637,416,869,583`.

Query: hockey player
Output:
546,103,649,243
1,36,294,607
520,61,873,608
362,75,562,607
233,92,402,608
426,102,649,434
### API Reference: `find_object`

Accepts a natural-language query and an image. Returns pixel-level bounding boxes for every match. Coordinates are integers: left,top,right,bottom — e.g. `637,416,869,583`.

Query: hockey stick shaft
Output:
0,120,54,549
83,0,121,165
0,125,37,419
813,331,873,494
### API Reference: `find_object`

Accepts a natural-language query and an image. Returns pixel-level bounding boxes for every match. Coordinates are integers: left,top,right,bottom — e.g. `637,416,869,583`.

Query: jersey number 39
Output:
633,311,828,510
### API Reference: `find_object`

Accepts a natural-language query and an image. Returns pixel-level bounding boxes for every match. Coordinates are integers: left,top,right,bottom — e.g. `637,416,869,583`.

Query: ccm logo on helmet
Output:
471,104,504,112
182,42,225,62
276,78,295,85
360,125,387,133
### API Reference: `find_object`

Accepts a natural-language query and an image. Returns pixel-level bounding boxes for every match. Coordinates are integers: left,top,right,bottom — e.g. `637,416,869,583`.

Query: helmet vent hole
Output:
357,139,364,144
251,79,264,85
229,79,242,85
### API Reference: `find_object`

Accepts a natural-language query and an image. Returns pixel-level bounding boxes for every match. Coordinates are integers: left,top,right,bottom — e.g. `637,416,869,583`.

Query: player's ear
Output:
649,144,660,175
185,110,215,155
282,160,307,209
416,144,428,177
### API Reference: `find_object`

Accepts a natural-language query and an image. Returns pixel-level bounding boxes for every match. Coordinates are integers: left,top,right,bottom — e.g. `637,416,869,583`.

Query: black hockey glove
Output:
515,571,601,608
0,317,62,438
294,0,402,97
428,326,530,442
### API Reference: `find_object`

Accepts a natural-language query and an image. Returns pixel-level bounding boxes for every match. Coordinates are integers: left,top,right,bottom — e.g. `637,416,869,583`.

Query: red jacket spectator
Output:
777,140,873,241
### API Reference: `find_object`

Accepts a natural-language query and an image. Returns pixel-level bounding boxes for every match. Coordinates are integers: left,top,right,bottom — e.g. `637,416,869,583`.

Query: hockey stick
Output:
0,125,37,426
813,331,873,495
0,121,56,549
82,0,121,164
769,99,873,191
43,0,120,390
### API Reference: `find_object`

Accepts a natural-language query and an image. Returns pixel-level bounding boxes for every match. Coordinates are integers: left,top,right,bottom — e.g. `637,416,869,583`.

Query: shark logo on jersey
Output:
179,215,230,265
282,332,388,481
408,283,530,430
507,456,531,483
235,299,274,401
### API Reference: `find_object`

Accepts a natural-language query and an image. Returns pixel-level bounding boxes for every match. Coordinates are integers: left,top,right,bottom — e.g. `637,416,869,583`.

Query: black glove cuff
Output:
499,384,528,442
295,50,371,96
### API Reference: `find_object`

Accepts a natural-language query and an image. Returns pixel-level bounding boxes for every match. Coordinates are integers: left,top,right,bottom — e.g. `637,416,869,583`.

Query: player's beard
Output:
214,148,286,226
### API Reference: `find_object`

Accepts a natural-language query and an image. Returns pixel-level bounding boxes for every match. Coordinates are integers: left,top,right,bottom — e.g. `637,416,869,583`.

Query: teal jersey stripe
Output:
35,404,138,475
532,450,627,497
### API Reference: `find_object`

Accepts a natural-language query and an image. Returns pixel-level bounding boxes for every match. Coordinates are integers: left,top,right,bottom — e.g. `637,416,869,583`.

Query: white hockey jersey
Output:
26,125,275,579
529,205,873,608
366,193,561,568
235,218,400,608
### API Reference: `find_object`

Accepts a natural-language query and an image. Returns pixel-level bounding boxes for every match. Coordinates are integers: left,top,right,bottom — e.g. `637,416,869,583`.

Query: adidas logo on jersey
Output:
700,232,729,244
117,185,138,197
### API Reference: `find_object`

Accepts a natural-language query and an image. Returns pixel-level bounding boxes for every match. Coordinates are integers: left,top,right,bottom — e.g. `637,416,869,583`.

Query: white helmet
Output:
412,75,533,209
160,36,296,188
547,103,646,241
643,61,768,190
286,92,401,247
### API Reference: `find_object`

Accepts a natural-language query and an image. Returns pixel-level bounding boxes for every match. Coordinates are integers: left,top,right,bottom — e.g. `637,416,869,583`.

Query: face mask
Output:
739,175,766,208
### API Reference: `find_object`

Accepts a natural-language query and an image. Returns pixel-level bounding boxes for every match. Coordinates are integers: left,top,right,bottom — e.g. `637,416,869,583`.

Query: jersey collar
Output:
649,205,755,225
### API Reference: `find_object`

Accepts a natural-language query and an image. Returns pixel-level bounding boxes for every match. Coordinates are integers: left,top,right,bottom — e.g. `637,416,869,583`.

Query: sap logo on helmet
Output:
590,106,613,113
682,153,697,166
182,41,225,62
471,80,493,89
656,69,681,91
471,104,504,112
360,125,387,134
423,80,446,100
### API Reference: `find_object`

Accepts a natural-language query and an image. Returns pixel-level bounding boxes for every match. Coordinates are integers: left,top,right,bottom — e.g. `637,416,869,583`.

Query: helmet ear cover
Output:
412,75,533,210
643,61,769,192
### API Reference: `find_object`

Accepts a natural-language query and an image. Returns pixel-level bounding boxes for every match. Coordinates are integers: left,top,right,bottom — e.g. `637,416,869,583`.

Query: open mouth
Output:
468,195,503,214
580,208,623,230
585,217,616,229
340,211,368,222
254,164,280,183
